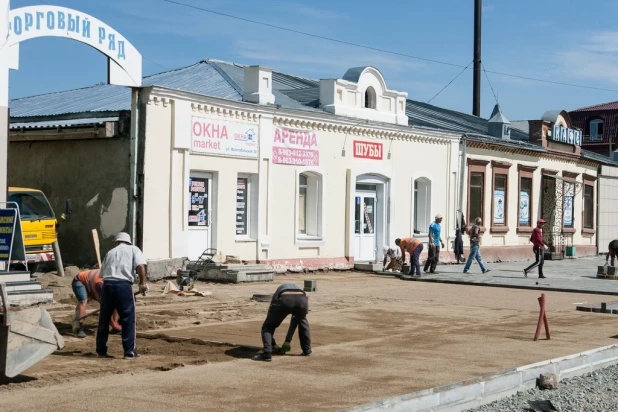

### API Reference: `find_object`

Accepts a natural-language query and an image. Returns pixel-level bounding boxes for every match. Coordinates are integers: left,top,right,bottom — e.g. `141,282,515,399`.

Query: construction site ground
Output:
2,262,618,411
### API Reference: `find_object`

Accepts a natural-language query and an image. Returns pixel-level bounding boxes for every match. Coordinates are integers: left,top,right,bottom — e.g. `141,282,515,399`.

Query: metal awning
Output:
9,117,119,130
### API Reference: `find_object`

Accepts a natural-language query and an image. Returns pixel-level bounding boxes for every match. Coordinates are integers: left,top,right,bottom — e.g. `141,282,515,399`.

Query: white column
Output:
0,1,11,204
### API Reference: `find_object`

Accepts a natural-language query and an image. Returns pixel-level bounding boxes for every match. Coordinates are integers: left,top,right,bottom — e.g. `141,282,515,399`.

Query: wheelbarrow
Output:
0,283,65,378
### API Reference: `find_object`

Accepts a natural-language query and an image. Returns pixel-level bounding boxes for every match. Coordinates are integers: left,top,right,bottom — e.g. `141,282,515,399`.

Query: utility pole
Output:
473,0,482,117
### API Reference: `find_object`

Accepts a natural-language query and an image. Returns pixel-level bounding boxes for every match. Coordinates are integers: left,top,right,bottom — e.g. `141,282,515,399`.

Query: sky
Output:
7,0,618,120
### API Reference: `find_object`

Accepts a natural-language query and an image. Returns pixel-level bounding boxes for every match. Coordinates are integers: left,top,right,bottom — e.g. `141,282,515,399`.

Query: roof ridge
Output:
9,84,109,102
572,100,618,112
205,60,244,97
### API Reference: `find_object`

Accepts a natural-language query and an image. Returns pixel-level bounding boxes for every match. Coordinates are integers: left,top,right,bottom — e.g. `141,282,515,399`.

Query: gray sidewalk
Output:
407,256,618,295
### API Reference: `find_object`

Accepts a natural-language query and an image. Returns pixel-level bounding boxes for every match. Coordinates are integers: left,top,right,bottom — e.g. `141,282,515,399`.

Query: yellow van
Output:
7,187,64,271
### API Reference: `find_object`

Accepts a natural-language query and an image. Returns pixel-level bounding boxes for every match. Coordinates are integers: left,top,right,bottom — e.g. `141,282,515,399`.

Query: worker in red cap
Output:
524,219,548,279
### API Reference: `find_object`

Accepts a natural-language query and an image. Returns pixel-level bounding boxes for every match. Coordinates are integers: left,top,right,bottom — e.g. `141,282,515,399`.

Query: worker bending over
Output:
382,245,402,272
253,283,311,362
71,269,120,338
607,239,618,267
396,237,424,277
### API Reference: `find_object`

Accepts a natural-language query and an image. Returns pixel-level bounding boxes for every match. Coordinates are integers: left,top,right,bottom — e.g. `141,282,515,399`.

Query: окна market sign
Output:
192,117,258,159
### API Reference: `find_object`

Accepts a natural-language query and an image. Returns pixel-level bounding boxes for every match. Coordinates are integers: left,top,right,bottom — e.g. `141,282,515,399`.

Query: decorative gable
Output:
319,66,408,126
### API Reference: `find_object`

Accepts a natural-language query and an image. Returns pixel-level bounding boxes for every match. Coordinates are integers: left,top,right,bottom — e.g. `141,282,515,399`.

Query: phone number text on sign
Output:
272,147,319,166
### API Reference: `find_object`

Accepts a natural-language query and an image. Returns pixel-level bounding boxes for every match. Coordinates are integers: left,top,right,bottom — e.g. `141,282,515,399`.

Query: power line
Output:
482,62,499,105
427,61,473,104
160,0,618,94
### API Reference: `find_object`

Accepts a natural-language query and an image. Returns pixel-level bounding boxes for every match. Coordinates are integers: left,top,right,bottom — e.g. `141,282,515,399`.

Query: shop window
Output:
236,174,258,240
563,181,575,229
583,184,594,229
519,177,532,226
589,119,604,141
467,159,489,227
469,172,484,224
413,178,431,234
298,172,322,238
364,87,376,109
493,174,507,226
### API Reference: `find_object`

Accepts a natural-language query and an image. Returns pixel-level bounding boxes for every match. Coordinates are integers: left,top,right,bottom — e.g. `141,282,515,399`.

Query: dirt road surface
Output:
2,271,618,411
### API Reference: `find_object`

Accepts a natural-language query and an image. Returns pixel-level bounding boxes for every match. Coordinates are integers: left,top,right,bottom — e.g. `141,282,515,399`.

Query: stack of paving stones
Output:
576,301,618,315
465,364,618,411
597,264,617,279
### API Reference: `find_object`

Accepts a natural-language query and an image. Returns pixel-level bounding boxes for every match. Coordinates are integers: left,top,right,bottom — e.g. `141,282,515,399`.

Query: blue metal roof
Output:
10,117,119,129
8,58,611,165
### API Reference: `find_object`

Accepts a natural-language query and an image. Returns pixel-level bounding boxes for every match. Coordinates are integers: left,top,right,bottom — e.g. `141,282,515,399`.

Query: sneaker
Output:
538,275,547,279
523,269,528,278
301,351,312,357
424,269,429,274
76,328,87,339
252,353,272,362
415,274,422,278
97,353,113,359
483,269,491,274
124,352,141,360
463,270,468,273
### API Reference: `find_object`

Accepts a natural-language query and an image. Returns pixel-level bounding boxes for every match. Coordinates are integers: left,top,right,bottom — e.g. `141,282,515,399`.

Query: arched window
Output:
414,178,432,234
364,87,376,109
589,119,604,141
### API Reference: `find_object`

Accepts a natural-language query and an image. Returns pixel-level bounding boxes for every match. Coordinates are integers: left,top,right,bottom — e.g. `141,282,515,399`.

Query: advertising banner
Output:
188,178,208,227
493,190,505,225
0,209,17,262
519,191,530,225
272,127,319,166
192,117,258,159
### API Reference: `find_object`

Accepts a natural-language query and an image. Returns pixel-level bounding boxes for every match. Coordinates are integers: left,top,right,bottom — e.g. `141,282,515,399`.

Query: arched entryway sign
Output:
0,1,143,204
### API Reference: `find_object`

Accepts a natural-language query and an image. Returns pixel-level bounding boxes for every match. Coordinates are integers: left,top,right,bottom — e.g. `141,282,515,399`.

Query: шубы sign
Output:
353,140,383,160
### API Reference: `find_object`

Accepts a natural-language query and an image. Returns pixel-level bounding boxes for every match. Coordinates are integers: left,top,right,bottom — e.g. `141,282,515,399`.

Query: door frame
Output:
188,171,214,260
354,187,379,261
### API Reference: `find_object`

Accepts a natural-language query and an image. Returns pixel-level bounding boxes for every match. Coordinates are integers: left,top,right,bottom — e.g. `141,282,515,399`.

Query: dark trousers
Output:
96,281,136,357
262,294,311,355
423,245,440,272
524,247,544,277
408,244,424,275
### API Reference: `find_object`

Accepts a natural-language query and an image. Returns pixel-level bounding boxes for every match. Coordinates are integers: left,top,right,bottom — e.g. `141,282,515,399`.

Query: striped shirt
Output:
74,269,104,302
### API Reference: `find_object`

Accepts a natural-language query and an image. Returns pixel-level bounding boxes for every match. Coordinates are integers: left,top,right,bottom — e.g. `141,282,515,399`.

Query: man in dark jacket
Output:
252,283,312,362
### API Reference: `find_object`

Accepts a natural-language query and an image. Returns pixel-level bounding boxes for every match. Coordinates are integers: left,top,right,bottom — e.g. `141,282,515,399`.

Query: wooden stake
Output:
534,293,551,341
92,229,101,268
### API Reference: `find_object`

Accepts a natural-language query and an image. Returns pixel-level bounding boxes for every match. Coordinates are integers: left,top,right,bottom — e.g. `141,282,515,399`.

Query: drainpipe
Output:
128,88,141,245
457,134,468,230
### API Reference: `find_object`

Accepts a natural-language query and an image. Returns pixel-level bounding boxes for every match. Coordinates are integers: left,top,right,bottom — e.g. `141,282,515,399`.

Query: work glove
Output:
281,342,291,354
138,283,150,295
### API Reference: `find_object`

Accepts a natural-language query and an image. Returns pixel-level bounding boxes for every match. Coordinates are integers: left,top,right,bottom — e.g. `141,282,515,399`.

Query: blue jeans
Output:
96,281,136,357
464,244,487,273
408,244,424,275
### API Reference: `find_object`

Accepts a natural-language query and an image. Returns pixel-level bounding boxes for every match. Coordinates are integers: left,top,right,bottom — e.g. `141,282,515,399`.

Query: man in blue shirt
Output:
424,214,446,273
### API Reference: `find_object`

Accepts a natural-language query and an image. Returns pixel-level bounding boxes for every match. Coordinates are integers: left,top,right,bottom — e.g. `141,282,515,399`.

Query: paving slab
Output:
414,256,618,296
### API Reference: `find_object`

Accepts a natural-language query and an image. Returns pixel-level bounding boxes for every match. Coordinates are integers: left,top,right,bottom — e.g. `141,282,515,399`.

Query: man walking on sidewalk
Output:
463,217,490,274
524,219,548,279
424,214,445,274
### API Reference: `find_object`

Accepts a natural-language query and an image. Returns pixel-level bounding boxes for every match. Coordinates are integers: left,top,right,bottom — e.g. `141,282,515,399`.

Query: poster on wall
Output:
564,183,574,227
519,192,530,225
236,178,248,235
188,177,208,227
493,190,505,225
272,127,319,166
191,117,258,158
